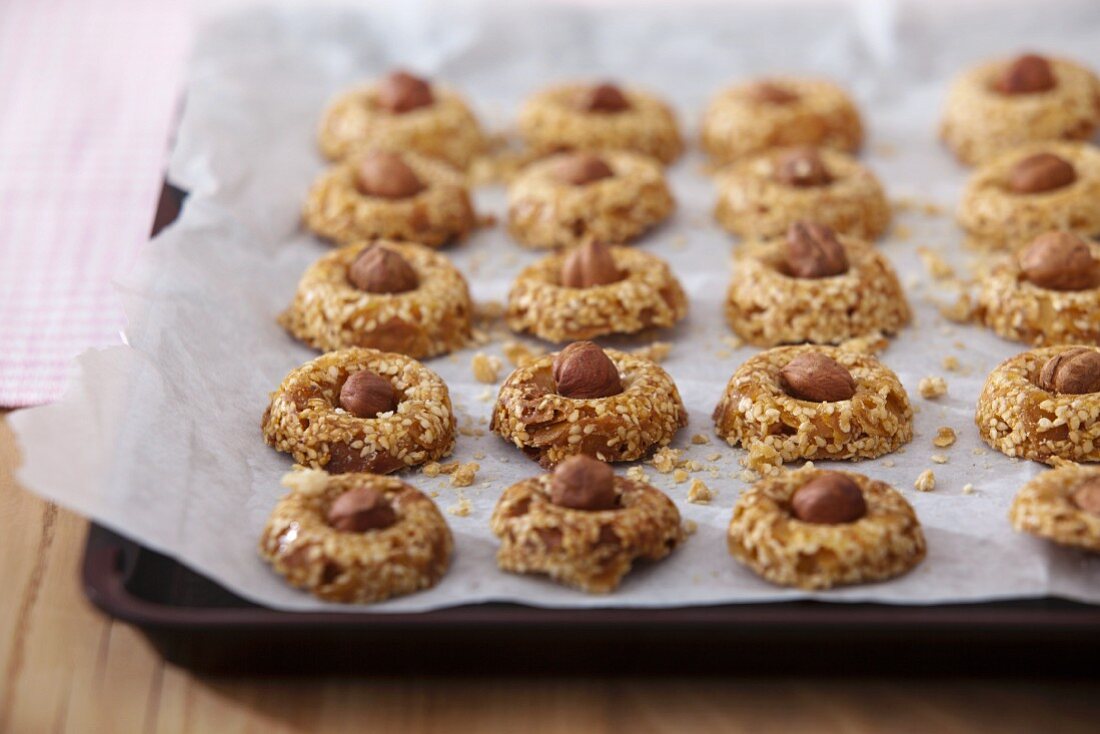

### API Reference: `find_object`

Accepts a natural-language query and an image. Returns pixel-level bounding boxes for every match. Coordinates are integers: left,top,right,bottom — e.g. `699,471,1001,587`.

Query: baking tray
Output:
79,183,1100,675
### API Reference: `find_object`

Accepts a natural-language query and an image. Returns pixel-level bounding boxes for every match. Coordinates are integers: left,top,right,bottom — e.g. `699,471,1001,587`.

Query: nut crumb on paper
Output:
673,468,690,484
962,483,975,495
631,341,672,363
447,497,472,517
687,478,714,504
940,294,974,323
502,340,545,367
451,462,480,487
691,433,710,445
838,332,889,355
650,447,682,474
931,453,948,464
917,246,955,280
626,465,650,484
918,376,948,399
682,519,698,536
471,352,503,383
883,459,896,468
942,355,961,372
914,469,936,492
933,427,957,448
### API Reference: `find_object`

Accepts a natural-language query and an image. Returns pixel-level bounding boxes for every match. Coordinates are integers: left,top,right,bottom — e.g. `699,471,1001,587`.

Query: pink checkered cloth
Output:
0,0,190,407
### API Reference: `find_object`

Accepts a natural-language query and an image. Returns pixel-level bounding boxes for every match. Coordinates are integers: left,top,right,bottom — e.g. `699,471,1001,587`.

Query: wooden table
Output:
1,413,1097,733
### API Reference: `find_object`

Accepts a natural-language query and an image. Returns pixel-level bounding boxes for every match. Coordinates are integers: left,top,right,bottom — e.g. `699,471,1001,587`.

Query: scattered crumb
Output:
471,352,503,384
918,376,948,399
917,246,955,280
942,355,961,372
940,294,974,323
682,519,699,536
838,332,889,355
631,341,672,363
914,469,936,492
705,452,721,462
422,462,443,478
650,447,682,474
933,426,957,448
971,447,987,456
691,433,710,445
450,462,480,487
473,451,485,460
744,443,782,473
687,478,714,504
673,468,690,484
501,340,545,367
477,388,494,402
883,459,896,468
447,497,472,517
962,483,975,495
626,465,650,484
721,335,744,350
739,470,758,483
931,454,949,465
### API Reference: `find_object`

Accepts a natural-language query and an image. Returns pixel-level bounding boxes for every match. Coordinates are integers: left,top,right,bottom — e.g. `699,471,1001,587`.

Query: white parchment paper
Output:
13,0,1100,611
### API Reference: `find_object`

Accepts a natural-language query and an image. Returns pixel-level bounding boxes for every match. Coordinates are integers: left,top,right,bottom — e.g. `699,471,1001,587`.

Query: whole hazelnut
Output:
575,83,631,113
1018,232,1099,291
375,70,434,114
779,352,856,402
348,246,419,294
339,370,398,418
995,54,1056,95
748,81,799,105
1071,477,1100,516
549,455,619,511
552,153,615,186
784,221,849,278
1009,152,1077,194
774,147,833,188
1038,348,1100,395
327,486,398,532
354,151,425,199
552,341,623,399
560,241,623,288
790,472,867,524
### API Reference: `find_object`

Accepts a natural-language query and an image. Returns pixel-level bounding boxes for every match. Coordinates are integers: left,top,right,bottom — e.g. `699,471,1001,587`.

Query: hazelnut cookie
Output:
976,346,1100,463
505,241,688,343
507,150,674,249
956,141,1100,250
262,347,456,474
1009,463,1100,553
517,82,683,164
701,78,863,165
714,147,889,240
724,222,910,346
940,53,1100,166
319,70,486,169
727,465,926,590
303,149,477,248
280,241,472,359
260,469,452,603
713,346,913,465
975,232,1100,345
490,456,683,592
490,341,687,468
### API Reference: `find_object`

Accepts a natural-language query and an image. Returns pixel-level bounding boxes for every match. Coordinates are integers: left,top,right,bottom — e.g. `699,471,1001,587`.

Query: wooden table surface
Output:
1,413,1097,734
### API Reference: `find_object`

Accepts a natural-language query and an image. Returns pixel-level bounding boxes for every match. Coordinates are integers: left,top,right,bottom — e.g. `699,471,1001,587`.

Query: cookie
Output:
1009,462,1100,553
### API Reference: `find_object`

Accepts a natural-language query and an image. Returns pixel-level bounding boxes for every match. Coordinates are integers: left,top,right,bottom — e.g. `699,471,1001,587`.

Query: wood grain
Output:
1,411,1098,733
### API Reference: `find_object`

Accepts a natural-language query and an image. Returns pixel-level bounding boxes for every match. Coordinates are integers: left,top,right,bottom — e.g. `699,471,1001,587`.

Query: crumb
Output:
691,433,710,445
744,442,782,472
917,246,955,280
971,447,987,456
501,340,545,367
931,454,948,464
650,447,682,474
705,452,721,462
447,497,472,517
687,478,714,504
918,376,948,399
883,459,896,468
673,468,690,484
477,388,494,402
942,355,961,372
914,469,936,492
682,519,698,535
631,341,672,363
473,451,485,460
722,335,744,350
422,462,443,478
471,352,503,384
738,470,758,483
962,483,975,495
933,426,957,448
450,462,480,487
838,332,889,355
626,465,650,484
940,294,973,323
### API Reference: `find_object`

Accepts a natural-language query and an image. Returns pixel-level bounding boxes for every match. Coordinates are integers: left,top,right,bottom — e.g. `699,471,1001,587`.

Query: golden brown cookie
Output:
262,347,456,474
1009,462,1100,552
260,469,452,603
940,53,1100,165
727,465,926,589
701,78,863,165
280,241,472,358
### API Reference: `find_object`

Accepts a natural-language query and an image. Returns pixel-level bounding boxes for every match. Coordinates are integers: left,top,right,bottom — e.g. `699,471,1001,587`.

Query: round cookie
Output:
727,465,926,590
976,345,1100,463
262,347,456,474
713,345,913,466
260,469,452,603
701,78,863,165
490,456,684,593
505,241,688,342
507,150,675,249
318,70,486,169
724,223,910,346
940,53,1100,166
490,341,687,468
303,149,477,248
714,146,890,240
956,141,1100,251
1009,463,1100,553
280,241,472,358
517,81,683,164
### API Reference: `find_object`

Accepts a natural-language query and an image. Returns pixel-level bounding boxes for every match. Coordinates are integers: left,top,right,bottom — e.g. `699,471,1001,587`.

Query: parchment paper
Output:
13,0,1100,611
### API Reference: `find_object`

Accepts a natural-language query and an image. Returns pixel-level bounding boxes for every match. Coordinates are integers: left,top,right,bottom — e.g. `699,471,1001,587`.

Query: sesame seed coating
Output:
1009,463,1100,552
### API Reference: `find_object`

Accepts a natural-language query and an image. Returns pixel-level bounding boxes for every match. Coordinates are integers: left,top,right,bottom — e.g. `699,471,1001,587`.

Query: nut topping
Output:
552,341,623,399
779,352,856,402
784,221,849,278
774,147,832,188
550,455,619,510
327,487,398,532
348,246,419,294
339,370,398,419
560,241,623,288
375,70,434,113
1071,478,1100,516
790,472,867,524
994,54,1056,95
1018,232,1099,291
575,83,631,113
1038,348,1100,395
748,81,799,105
552,152,615,186
354,151,426,199
1009,152,1077,194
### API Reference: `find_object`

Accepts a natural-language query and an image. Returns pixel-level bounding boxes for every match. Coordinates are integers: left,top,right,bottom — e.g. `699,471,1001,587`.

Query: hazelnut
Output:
995,54,1056,95
560,241,623,288
552,341,623,399
339,370,398,418
1009,152,1077,194
375,70,434,113
1038,348,1100,395
774,147,832,188
1071,477,1100,516
348,246,419,294
790,472,867,524
1018,232,1099,291
575,83,630,113
784,221,849,278
748,81,799,105
550,455,618,510
354,151,425,199
327,487,397,532
552,153,615,186
779,352,856,402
